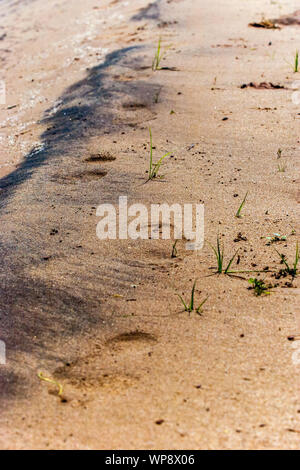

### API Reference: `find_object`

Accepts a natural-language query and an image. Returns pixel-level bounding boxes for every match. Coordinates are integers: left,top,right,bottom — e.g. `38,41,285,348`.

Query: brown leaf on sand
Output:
241,82,285,90
249,20,280,29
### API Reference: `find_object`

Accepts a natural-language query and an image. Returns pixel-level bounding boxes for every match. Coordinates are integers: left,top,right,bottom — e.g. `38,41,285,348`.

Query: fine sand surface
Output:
0,0,299,450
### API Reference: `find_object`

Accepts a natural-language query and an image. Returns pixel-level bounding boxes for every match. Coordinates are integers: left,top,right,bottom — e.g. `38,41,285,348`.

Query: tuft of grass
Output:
152,37,166,71
177,281,208,315
235,192,248,218
147,128,171,180
278,163,286,172
275,241,299,278
248,278,271,296
38,371,63,397
209,235,239,274
294,50,299,73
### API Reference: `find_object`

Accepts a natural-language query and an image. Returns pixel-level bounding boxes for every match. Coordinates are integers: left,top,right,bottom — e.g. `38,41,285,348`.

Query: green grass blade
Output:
171,240,178,258
208,237,223,273
275,248,290,271
157,38,161,66
176,294,188,311
217,236,224,272
235,192,248,218
224,249,239,274
208,241,218,259
153,38,162,71
294,50,299,73
208,242,220,272
152,152,171,177
196,297,208,315
190,281,196,311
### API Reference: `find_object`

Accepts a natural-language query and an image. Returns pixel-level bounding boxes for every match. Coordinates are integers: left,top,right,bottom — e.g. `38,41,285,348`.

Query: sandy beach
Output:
0,0,299,450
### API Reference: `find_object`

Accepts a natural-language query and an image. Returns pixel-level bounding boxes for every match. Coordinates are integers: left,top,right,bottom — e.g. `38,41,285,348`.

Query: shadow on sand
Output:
0,45,160,402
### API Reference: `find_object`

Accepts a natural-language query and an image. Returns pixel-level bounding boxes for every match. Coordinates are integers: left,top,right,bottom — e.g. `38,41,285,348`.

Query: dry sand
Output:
0,0,299,449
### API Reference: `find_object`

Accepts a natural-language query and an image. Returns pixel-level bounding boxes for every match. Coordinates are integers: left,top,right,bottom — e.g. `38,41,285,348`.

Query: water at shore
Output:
0,0,35,18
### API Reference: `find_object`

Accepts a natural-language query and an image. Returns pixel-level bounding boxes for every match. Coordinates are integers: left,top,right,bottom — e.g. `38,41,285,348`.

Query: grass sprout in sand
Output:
285,50,299,73
248,278,271,296
152,38,163,71
278,162,286,172
209,236,272,276
235,192,248,218
152,37,170,71
209,235,239,274
275,241,299,278
147,128,171,180
177,281,208,315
